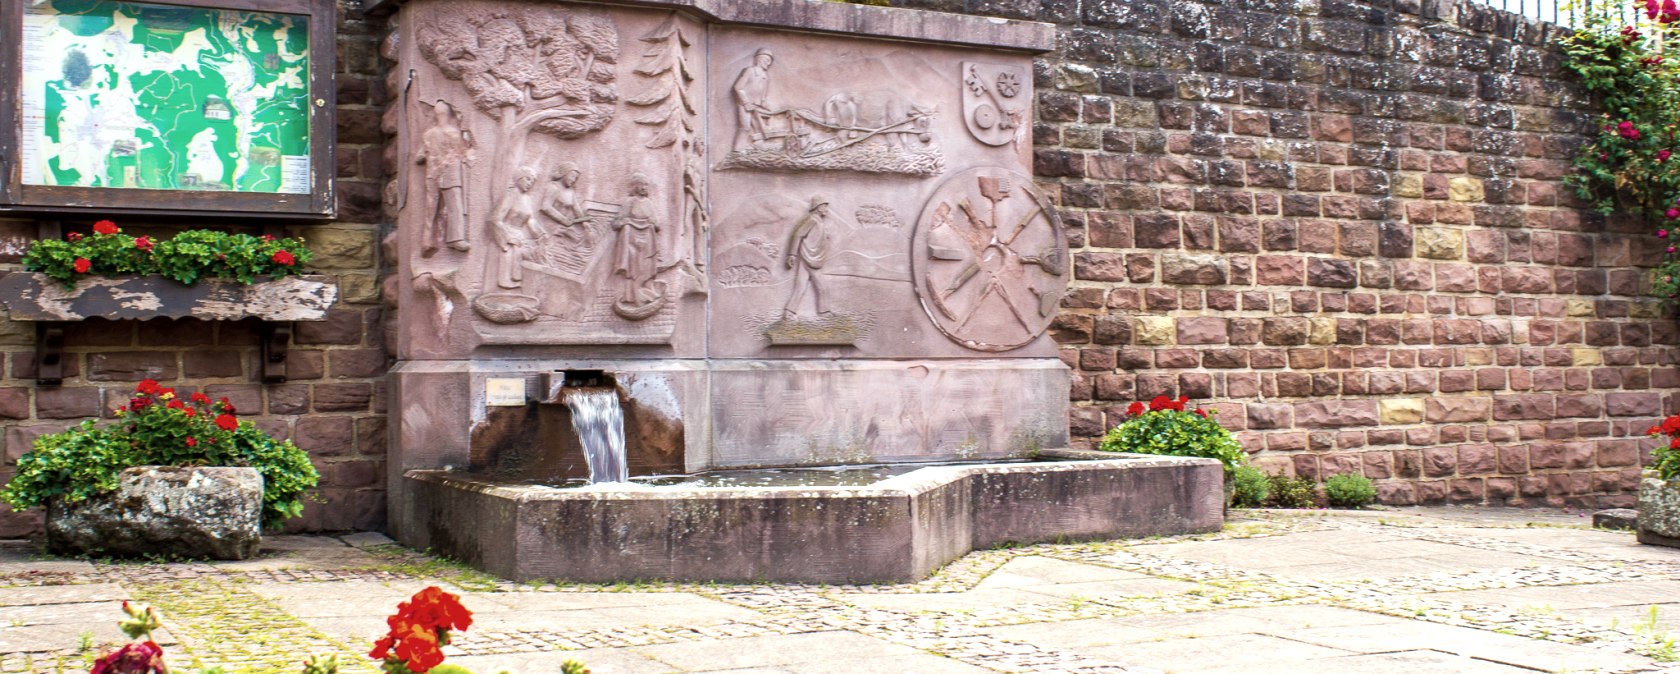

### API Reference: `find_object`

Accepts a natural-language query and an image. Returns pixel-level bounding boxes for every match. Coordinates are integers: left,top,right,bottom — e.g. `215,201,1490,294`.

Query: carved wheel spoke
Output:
913,169,1069,352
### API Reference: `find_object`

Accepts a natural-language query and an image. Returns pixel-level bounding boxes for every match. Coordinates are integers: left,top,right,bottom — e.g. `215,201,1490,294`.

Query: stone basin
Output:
398,449,1222,583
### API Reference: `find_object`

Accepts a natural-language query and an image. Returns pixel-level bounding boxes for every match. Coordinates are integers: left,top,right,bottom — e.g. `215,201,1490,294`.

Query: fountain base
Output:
398,450,1223,583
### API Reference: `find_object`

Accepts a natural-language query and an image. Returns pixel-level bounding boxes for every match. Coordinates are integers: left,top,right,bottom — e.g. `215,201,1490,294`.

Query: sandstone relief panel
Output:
396,4,707,357
705,27,1050,359
716,48,943,176
961,62,1028,148
913,168,1068,352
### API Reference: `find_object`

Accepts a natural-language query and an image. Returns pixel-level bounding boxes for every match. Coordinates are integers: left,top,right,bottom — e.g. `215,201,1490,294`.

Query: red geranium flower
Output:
89,640,166,674
185,437,197,447
215,414,239,431
136,379,161,395
73,257,92,274
1127,401,1145,416
134,236,153,251
271,250,296,266
183,408,195,418
166,399,184,410
93,220,120,235
191,392,211,404
66,232,82,242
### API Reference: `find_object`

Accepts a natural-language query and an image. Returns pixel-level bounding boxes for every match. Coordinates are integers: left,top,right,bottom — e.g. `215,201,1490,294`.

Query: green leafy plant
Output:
1646,414,1680,481
1323,473,1377,508
1097,396,1246,473
1561,12,1680,302
1265,473,1319,509
23,220,311,288
1,379,318,529
1229,465,1271,508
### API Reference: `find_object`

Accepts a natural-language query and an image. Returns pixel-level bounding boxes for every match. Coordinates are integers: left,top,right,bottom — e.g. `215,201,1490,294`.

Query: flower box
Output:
0,272,337,322
1639,472,1680,549
46,466,264,560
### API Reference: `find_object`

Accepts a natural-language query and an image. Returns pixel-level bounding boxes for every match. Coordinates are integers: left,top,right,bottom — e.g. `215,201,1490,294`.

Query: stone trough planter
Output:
0,272,337,322
1638,471,1680,549
46,466,264,560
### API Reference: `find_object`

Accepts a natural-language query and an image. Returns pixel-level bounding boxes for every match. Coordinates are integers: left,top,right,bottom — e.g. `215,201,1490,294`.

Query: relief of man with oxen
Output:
720,49,944,177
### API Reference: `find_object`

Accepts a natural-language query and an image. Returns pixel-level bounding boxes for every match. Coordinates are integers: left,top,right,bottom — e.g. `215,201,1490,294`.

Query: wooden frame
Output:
0,0,336,219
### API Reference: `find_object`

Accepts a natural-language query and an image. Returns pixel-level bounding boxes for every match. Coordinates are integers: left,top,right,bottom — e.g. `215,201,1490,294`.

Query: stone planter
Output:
0,272,337,322
46,466,264,560
1637,471,1680,549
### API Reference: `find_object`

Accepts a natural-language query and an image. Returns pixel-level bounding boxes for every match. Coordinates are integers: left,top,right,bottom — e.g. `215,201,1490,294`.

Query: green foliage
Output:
1646,415,1680,481
1265,473,1319,509
1097,405,1246,473
1657,444,1680,482
23,221,311,288
1323,473,1377,508
0,381,318,529
1229,465,1270,508
1561,19,1680,302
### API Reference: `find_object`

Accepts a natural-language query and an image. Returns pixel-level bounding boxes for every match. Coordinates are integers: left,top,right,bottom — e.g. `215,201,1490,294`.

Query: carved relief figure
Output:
539,162,592,246
716,50,943,177
612,173,665,319
628,15,707,284
679,140,708,276
415,100,473,256
912,169,1069,352
491,167,542,289
783,195,833,319
418,8,621,286
731,49,774,152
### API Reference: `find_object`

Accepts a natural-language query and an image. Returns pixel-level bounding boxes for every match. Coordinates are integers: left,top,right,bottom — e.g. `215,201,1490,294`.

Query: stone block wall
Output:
0,0,388,536
890,0,1677,507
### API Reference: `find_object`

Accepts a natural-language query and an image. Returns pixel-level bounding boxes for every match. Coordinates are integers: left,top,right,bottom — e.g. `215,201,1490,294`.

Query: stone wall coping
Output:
367,0,1057,53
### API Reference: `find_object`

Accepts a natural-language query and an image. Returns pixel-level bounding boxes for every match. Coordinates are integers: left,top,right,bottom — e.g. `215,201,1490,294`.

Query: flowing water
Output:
565,387,627,484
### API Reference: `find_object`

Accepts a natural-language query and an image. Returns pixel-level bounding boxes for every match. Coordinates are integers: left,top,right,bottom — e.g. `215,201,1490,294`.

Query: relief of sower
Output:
783,195,834,319
490,167,542,289
731,49,774,151
613,173,661,305
415,100,473,256
540,161,592,246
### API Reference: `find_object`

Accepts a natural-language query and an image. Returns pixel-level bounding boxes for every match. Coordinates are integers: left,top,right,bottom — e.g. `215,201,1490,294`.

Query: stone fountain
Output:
383,0,1221,583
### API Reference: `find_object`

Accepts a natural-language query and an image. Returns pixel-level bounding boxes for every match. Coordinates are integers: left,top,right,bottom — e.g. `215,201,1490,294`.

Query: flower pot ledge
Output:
0,272,338,385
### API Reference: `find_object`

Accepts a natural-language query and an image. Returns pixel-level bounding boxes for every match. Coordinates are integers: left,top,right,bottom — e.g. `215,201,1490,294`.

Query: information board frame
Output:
0,0,336,219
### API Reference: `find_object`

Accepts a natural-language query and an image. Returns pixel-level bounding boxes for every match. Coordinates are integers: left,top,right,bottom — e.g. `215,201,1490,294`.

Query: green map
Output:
21,0,311,193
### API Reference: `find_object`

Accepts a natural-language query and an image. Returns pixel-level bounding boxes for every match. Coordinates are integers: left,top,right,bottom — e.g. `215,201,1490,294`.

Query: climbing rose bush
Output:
1097,396,1247,473
1562,12,1680,302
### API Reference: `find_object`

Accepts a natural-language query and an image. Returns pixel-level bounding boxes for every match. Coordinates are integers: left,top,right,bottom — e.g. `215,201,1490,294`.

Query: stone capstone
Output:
1593,508,1638,531
1638,475,1680,548
47,466,263,560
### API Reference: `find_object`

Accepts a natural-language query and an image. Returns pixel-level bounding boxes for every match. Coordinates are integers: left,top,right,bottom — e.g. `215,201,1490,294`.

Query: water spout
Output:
565,387,627,484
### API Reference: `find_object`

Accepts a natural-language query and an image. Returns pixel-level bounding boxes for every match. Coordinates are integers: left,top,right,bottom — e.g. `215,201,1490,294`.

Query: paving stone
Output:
449,648,676,674
633,631,937,670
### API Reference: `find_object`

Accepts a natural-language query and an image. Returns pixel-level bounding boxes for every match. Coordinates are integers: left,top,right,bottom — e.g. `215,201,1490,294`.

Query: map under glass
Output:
20,0,311,193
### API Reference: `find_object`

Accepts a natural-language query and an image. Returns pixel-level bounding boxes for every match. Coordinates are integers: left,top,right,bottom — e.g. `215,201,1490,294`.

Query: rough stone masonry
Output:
0,0,1670,540
891,0,1675,507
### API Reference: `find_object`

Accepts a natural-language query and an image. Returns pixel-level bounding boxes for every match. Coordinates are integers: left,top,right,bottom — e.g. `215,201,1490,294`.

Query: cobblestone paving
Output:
2,507,1679,673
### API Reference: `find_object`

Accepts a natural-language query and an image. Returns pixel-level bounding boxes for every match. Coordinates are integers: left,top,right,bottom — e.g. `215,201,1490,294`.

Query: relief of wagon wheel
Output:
912,168,1069,352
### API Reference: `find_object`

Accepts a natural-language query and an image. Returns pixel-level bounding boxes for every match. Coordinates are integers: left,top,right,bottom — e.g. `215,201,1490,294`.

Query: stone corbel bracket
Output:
365,0,1057,54
0,273,340,385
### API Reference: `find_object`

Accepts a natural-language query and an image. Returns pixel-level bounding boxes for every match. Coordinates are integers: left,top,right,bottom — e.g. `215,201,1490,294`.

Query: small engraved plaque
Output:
485,378,527,406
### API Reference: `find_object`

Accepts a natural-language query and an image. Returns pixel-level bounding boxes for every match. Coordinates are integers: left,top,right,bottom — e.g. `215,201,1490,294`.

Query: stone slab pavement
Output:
2,506,1679,673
